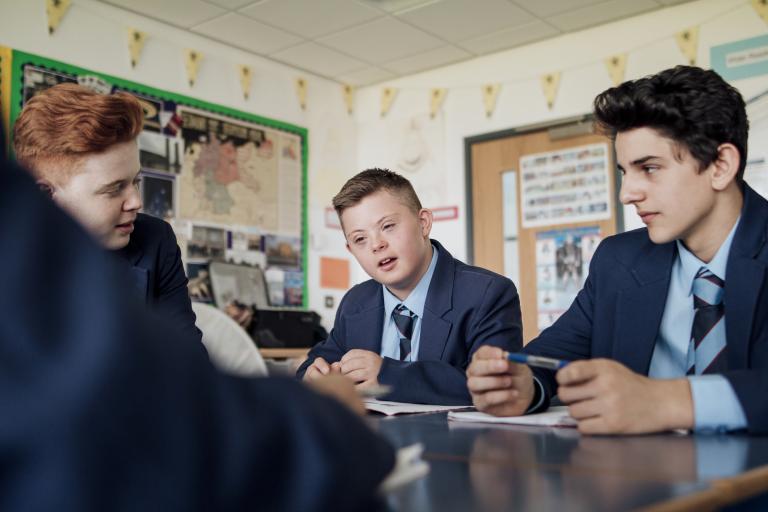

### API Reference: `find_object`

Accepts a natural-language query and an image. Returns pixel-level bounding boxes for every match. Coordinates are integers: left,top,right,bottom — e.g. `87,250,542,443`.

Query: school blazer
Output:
117,213,203,346
297,240,523,404
524,184,768,434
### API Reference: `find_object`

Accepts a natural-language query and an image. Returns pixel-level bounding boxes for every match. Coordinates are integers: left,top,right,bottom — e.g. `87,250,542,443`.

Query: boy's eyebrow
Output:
346,213,400,237
630,155,661,166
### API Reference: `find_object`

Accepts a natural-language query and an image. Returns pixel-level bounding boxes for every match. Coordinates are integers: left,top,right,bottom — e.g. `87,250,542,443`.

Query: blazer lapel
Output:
418,240,454,361
345,290,385,353
725,184,768,369
612,242,676,374
117,235,149,304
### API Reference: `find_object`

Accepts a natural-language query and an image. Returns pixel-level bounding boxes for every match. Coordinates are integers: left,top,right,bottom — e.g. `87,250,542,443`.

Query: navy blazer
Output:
116,213,202,346
525,184,768,434
0,150,394,511
297,240,523,404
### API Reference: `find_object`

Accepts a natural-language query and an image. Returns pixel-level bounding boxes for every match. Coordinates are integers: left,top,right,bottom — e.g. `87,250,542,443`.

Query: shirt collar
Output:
676,216,740,296
382,243,439,319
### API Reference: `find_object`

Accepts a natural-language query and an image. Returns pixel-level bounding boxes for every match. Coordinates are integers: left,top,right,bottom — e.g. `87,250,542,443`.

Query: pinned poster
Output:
238,65,252,100
429,88,446,119
482,83,500,118
604,54,627,86
184,49,202,87
46,0,71,34
342,84,354,115
381,87,397,117
320,257,350,290
296,77,307,110
752,0,768,24
541,72,560,110
675,26,699,65
127,28,147,68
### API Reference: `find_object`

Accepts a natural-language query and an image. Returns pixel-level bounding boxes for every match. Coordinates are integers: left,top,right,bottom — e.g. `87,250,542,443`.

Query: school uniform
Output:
524,184,768,433
297,240,523,404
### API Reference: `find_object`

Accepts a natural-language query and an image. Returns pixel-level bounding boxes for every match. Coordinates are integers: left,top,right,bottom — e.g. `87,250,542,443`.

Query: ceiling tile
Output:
204,0,256,9
382,45,471,75
240,0,383,38
338,66,396,86
103,0,225,28
399,0,535,42
656,0,694,4
318,17,444,64
546,0,659,32
511,0,603,18
192,13,301,54
459,20,560,55
272,42,368,76
357,0,437,14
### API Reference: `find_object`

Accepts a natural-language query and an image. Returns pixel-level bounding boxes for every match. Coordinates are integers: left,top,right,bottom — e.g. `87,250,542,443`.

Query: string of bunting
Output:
44,0,761,114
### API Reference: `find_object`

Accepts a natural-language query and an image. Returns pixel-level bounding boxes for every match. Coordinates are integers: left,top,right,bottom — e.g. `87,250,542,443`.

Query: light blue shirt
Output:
649,217,747,432
380,245,439,362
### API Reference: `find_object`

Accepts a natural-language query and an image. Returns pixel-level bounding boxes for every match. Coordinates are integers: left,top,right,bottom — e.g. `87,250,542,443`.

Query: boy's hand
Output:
305,374,365,416
466,345,535,417
340,349,383,388
557,359,694,434
304,357,341,380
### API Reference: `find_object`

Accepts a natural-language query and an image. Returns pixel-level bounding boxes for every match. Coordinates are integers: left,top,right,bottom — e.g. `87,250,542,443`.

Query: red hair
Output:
13,83,144,184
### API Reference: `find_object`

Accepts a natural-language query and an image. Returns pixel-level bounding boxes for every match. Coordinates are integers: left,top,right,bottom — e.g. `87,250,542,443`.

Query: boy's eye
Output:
354,237,366,244
643,166,659,174
133,177,142,187
383,223,394,230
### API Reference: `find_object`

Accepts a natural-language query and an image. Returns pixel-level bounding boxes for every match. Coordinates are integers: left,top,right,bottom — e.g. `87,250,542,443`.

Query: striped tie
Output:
687,267,726,375
393,304,416,361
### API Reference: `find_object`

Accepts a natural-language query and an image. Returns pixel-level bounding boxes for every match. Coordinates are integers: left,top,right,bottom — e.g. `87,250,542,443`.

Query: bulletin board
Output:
466,118,620,343
7,49,309,308
0,46,11,146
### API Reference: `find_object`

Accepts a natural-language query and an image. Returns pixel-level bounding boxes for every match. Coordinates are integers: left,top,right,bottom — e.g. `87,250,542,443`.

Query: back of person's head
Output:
593,65,749,182
13,83,144,186
333,168,422,219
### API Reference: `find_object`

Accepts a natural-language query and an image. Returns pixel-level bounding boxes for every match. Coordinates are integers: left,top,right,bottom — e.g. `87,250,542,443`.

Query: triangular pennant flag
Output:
238,65,252,100
675,26,699,65
127,28,147,69
342,84,355,115
296,77,307,110
184,49,202,87
604,54,627,87
541,72,560,110
482,83,500,118
46,0,71,35
381,87,397,117
429,88,446,119
752,0,768,24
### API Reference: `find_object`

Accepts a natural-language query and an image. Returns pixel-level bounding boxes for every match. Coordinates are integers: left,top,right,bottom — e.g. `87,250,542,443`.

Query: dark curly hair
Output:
594,66,748,182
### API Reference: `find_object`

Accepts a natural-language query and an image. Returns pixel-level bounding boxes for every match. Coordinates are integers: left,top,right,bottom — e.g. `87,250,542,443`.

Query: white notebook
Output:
364,399,473,416
448,406,577,427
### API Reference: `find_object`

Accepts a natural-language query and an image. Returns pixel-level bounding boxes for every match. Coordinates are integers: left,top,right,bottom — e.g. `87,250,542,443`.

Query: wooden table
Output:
259,348,309,360
372,412,768,511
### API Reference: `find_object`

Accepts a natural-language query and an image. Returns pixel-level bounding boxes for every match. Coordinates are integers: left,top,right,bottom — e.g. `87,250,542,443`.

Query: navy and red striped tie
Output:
393,304,416,361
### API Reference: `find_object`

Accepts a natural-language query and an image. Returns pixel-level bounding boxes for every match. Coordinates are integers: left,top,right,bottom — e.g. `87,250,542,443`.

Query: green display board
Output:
8,49,309,308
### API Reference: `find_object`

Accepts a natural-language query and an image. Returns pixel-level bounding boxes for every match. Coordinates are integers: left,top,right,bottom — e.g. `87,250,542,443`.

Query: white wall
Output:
0,0,357,327
355,0,768,262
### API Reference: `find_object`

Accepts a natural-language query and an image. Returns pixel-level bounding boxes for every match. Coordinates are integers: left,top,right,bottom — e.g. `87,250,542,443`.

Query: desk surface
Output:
372,412,768,512
258,348,309,360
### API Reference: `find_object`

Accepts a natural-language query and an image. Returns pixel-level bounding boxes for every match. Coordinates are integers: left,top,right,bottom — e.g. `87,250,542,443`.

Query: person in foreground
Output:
0,131,394,510
467,65,768,434
13,83,201,345
297,169,522,404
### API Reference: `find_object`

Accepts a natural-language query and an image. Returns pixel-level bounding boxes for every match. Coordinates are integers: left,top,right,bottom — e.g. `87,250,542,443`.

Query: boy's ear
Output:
36,178,56,199
418,208,433,238
710,143,740,191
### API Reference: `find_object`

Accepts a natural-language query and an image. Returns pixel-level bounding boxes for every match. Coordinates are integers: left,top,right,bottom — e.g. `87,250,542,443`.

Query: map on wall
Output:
8,50,309,307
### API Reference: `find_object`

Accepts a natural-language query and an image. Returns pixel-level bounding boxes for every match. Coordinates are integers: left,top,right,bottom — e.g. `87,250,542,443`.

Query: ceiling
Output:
100,0,694,86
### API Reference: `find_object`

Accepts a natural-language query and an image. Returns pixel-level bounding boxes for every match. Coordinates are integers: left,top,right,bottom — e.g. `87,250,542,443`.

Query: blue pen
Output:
506,352,569,370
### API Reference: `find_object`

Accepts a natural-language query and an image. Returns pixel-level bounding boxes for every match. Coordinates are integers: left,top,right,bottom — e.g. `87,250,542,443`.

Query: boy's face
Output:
617,127,719,247
40,139,142,250
341,189,433,299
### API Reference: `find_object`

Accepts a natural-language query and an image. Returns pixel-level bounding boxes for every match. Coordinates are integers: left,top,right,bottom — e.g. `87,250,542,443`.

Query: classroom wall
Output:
354,0,768,262
0,0,356,328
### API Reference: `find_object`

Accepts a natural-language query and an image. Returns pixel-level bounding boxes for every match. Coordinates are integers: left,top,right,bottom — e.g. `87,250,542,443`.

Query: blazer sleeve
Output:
296,292,350,378
154,220,203,346
378,274,522,405
722,322,768,434
523,242,605,411
0,163,395,511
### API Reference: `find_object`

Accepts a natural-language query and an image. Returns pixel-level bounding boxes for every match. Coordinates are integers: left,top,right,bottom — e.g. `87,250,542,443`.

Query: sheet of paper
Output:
448,406,577,427
364,399,473,416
